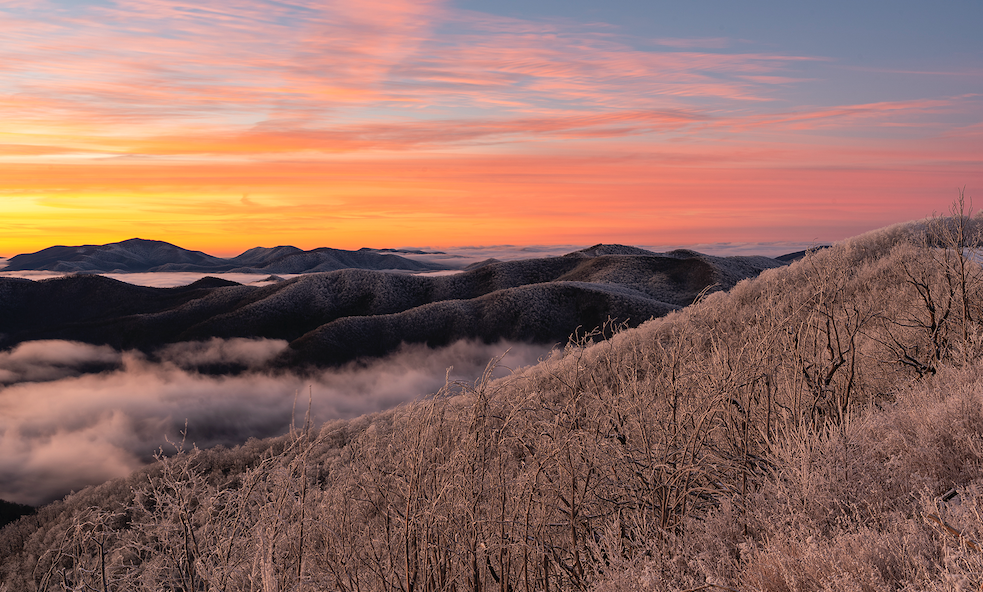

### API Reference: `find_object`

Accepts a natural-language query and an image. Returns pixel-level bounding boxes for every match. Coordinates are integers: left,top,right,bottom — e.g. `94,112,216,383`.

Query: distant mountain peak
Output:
565,244,659,258
4,239,452,274
116,237,169,245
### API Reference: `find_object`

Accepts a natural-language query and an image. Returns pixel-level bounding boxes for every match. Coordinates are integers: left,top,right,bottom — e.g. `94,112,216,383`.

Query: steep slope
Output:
6,220,983,591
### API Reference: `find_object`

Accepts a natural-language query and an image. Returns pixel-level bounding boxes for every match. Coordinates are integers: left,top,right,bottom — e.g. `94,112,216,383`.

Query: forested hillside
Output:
3,209,983,591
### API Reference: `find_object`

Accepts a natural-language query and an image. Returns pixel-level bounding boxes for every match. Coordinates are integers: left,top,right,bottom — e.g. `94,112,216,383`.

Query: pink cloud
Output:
0,0,821,140
117,108,707,155
0,0,977,251
726,95,980,132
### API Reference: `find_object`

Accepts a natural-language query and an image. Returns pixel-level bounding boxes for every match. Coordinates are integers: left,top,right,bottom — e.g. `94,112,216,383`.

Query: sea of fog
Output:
0,338,555,506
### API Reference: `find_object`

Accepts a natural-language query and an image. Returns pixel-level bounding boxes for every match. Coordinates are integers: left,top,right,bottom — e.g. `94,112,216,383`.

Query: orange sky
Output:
1,0,981,256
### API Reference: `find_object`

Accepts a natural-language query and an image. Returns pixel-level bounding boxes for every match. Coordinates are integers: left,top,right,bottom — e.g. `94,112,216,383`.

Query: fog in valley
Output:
0,337,554,506
8,217,983,590
0,240,798,509
0,241,819,286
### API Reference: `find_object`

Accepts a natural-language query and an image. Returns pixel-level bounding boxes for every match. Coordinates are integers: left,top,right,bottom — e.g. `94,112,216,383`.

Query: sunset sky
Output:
1,0,981,256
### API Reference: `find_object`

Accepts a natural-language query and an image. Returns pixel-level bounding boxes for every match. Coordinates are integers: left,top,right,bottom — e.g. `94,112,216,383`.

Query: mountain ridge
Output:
0,248,784,369
6,219,983,591
3,238,449,274
3,238,818,275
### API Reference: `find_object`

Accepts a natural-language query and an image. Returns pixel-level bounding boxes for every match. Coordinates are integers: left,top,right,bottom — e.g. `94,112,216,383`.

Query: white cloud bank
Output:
0,338,554,506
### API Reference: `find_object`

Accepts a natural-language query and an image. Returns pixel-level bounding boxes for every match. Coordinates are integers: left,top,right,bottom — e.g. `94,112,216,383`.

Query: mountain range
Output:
1,238,448,274
6,220,975,591
0,239,788,369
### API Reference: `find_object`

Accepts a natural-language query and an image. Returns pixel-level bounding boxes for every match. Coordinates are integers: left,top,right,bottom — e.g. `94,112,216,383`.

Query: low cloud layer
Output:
0,338,554,506
0,340,122,384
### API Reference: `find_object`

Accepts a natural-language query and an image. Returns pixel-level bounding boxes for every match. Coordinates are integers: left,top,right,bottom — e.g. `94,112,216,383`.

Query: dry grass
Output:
5,208,983,591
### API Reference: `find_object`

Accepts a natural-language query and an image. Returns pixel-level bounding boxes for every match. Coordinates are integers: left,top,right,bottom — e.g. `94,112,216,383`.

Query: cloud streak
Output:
0,0,979,256
0,338,553,506
0,0,823,154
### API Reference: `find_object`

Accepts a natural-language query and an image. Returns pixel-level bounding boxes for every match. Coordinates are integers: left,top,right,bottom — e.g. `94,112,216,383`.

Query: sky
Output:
1,0,981,256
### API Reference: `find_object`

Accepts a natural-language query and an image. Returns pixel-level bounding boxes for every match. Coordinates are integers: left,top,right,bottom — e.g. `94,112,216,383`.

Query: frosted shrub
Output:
8,211,983,591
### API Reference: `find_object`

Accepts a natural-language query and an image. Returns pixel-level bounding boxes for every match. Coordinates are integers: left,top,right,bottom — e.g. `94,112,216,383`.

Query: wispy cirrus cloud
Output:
727,95,981,132
0,0,979,255
0,0,817,156
2,0,974,150
94,94,975,157
121,109,709,155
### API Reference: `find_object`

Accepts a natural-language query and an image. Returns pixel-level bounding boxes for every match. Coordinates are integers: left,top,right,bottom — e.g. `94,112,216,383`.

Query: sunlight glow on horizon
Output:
1,0,980,255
